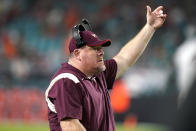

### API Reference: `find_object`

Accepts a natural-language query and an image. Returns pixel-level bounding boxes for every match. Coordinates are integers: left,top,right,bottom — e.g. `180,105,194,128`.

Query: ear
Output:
73,49,81,61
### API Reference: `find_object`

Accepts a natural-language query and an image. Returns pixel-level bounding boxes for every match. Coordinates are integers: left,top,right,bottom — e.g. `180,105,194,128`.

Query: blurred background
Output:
0,0,196,131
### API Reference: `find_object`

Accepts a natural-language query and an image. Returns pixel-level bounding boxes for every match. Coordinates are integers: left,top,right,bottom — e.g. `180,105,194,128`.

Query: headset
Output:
72,19,92,48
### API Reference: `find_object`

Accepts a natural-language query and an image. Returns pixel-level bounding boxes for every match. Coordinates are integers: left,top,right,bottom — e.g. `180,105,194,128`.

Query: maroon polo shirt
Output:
46,59,117,131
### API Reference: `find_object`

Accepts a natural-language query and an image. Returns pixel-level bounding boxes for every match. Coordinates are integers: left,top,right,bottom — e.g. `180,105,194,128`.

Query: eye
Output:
92,47,102,51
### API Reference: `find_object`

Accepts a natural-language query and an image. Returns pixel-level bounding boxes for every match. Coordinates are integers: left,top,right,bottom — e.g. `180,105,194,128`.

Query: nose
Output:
97,48,104,56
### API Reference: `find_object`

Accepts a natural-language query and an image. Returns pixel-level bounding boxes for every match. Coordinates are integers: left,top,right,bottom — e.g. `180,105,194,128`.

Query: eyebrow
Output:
91,46,102,50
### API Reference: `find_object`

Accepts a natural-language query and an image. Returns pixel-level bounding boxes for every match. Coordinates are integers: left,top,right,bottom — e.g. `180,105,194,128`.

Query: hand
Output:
146,5,167,29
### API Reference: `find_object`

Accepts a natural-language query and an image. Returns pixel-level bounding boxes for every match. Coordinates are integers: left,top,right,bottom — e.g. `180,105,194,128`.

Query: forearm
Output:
114,24,155,78
120,24,155,65
60,119,86,131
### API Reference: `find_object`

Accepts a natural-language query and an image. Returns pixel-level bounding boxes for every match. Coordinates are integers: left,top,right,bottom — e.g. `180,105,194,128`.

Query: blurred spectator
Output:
1,33,17,59
173,37,196,105
172,37,196,131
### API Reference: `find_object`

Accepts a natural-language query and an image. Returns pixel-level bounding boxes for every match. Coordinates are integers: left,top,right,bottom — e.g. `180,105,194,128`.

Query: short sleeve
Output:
50,78,83,122
104,59,118,89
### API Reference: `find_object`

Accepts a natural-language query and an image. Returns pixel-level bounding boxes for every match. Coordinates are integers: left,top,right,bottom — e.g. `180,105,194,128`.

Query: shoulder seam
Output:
45,73,80,113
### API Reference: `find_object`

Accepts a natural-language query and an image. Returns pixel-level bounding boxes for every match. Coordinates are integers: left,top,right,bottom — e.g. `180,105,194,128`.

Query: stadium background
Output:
0,0,195,130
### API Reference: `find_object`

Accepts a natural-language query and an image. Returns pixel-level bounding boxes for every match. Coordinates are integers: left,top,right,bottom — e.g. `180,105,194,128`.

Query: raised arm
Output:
113,5,167,79
60,119,86,131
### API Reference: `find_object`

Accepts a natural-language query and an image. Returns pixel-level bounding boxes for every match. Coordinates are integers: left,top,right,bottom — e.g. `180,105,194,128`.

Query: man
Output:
45,5,166,131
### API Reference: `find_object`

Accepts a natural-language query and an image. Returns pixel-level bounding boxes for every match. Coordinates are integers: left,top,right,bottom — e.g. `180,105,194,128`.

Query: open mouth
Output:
98,59,103,62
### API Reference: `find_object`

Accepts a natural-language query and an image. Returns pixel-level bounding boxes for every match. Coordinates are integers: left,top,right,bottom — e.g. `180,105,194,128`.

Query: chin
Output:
92,66,105,75
98,65,106,72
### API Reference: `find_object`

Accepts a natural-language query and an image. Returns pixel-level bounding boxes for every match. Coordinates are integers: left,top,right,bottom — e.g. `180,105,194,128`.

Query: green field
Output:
0,122,170,131
0,122,49,131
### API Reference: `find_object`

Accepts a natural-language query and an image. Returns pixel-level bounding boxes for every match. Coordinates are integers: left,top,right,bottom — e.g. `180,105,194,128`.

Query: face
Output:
79,45,106,76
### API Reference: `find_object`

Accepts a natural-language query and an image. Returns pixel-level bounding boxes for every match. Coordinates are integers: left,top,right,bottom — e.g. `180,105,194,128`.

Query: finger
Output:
158,10,163,14
155,10,164,16
146,5,151,15
153,6,163,14
156,14,167,18
161,14,167,23
161,14,167,18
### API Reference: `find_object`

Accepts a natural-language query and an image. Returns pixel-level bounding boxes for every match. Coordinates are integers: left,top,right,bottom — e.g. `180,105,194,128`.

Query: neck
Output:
68,60,93,78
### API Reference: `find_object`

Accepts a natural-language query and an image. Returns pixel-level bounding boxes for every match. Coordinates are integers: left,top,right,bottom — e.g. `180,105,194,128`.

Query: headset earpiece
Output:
72,19,92,48
72,24,86,48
